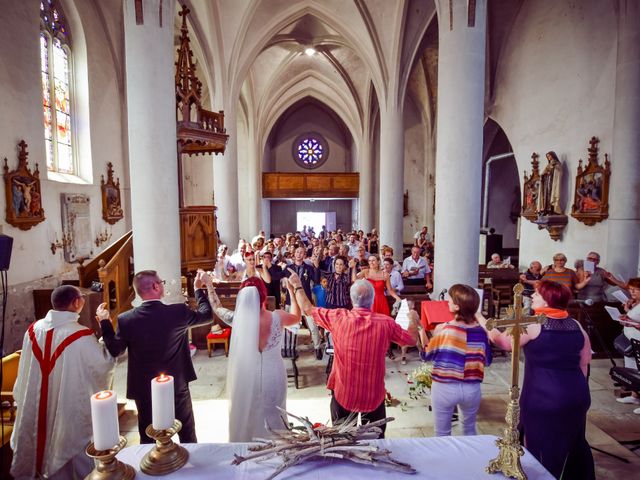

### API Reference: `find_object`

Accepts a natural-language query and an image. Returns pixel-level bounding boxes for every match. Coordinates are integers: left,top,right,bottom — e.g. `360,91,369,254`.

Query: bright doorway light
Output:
297,212,325,234
304,47,316,56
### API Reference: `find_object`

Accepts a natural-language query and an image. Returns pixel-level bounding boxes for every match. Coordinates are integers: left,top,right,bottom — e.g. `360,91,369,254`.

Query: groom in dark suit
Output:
98,270,213,443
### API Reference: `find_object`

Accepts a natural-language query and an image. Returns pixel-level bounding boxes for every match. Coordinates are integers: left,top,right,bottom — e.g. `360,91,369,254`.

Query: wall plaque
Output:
62,193,92,262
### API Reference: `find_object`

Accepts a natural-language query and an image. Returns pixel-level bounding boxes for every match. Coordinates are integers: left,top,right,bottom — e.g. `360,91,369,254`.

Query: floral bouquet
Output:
408,363,433,400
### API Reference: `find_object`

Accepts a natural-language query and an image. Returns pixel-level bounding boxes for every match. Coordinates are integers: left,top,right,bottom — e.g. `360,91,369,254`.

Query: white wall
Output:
269,104,351,172
491,0,619,269
0,0,128,351
182,154,213,206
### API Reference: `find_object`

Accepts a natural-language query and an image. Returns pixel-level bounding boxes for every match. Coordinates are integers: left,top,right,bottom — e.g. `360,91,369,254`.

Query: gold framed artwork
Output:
101,162,123,225
571,137,610,226
3,140,45,230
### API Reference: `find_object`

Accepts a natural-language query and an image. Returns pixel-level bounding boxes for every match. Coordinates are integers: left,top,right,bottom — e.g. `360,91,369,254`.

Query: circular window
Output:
292,133,329,169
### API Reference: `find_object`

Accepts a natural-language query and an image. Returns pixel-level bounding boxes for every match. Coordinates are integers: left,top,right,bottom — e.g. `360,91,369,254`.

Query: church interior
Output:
1,0,639,478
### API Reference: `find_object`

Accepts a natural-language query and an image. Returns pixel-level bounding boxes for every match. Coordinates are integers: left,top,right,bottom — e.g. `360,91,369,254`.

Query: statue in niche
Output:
536,151,562,215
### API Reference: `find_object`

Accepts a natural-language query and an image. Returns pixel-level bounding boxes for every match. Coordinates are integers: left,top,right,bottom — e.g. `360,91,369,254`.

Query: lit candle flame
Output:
156,373,171,383
94,390,113,400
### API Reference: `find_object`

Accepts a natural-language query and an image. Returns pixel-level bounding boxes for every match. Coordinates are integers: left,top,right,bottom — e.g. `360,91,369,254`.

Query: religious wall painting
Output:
571,136,610,226
101,162,124,224
520,152,540,222
3,140,46,230
61,193,92,262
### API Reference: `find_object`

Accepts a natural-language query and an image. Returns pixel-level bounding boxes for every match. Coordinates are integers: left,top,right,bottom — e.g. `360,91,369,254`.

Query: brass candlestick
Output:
140,419,188,475
85,436,135,480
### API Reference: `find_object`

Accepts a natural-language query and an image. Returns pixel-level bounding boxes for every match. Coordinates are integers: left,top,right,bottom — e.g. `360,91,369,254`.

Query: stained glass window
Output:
293,134,329,169
40,0,74,174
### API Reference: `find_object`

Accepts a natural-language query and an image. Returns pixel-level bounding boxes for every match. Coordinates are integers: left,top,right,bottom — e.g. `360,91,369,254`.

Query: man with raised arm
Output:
98,270,214,444
287,273,418,438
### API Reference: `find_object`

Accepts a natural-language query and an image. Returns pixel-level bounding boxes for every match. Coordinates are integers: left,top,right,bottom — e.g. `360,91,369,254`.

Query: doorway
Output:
296,212,336,234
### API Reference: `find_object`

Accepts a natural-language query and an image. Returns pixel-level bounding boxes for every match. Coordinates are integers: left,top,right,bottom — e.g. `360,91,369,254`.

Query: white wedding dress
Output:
226,287,287,442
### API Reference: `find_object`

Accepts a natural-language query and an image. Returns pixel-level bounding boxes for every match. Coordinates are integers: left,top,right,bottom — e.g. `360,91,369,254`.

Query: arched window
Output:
40,0,74,174
292,133,329,169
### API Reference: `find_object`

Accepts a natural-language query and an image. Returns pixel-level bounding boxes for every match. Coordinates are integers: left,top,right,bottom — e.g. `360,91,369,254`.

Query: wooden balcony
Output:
177,109,228,156
262,172,359,199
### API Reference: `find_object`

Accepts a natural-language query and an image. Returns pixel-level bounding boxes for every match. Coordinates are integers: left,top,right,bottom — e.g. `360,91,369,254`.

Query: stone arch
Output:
482,117,521,256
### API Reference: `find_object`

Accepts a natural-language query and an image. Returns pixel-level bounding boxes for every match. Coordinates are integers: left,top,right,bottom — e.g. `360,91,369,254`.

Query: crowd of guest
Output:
211,225,433,359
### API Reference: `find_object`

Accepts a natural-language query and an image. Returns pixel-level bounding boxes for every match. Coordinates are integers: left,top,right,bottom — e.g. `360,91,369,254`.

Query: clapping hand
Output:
96,302,110,322
287,269,303,289
194,269,206,289
284,277,295,292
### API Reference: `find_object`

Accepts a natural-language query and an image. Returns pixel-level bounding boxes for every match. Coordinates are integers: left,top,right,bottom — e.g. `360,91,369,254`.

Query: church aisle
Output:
111,334,639,479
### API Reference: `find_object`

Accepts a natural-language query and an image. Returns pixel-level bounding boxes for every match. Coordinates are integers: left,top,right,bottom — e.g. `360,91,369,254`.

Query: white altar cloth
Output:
116,435,553,479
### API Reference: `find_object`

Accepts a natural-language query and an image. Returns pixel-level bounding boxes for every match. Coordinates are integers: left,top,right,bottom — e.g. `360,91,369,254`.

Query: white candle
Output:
90,390,120,451
151,373,175,430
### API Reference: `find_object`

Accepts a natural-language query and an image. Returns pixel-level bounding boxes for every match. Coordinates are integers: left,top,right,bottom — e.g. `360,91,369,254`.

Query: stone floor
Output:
113,332,640,479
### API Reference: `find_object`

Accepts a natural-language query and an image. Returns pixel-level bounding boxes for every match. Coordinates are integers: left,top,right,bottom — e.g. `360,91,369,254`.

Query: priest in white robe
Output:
10,285,115,480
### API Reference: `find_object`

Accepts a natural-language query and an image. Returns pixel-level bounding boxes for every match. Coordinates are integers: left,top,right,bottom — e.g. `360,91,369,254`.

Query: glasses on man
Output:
553,258,566,262
156,279,166,285
586,257,599,261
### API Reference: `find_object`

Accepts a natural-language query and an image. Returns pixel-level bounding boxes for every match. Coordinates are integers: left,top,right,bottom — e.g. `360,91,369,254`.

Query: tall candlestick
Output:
151,373,175,430
90,390,120,451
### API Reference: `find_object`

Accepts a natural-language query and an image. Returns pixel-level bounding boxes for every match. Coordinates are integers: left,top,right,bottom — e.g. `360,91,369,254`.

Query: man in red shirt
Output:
288,273,418,437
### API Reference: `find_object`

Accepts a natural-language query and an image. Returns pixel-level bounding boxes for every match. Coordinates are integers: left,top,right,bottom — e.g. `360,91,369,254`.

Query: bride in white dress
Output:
205,275,301,442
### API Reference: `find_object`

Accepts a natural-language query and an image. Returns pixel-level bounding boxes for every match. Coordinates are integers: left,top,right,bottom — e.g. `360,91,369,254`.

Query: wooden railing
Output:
97,231,135,319
78,231,132,288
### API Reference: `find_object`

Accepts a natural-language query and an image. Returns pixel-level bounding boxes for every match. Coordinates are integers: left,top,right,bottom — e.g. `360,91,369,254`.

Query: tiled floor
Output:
113,333,640,478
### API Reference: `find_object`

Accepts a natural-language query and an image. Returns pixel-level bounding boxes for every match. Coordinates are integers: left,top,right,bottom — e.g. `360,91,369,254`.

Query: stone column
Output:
433,0,487,293
214,105,240,245
379,107,404,257
123,0,182,302
244,133,261,239
358,139,374,232
606,0,640,278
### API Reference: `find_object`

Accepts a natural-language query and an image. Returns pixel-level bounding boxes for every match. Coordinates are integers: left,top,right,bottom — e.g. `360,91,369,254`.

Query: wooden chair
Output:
281,329,299,389
206,328,231,357
1,350,21,423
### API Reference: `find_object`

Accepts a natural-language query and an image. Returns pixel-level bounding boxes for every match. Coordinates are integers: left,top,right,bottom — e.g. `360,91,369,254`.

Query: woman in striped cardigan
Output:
421,284,491,436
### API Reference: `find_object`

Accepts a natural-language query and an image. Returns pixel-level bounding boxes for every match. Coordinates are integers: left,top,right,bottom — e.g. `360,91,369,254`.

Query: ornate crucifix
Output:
485,283,546,480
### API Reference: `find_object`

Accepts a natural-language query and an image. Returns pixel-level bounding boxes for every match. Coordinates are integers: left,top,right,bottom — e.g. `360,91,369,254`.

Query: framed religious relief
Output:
101,162,124,224
3,140,45,230
520,152,540,222
571,137,610,226
61,193,92,262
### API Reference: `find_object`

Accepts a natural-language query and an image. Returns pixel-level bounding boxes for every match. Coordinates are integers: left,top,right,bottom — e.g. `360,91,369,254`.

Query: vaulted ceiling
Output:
170,0,523,153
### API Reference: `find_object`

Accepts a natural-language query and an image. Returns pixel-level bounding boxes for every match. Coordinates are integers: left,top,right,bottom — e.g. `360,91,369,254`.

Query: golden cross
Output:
486,283,546,392
486,283,546,480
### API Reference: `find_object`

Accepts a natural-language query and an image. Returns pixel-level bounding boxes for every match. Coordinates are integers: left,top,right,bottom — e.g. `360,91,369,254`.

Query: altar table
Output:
116,435,553,479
